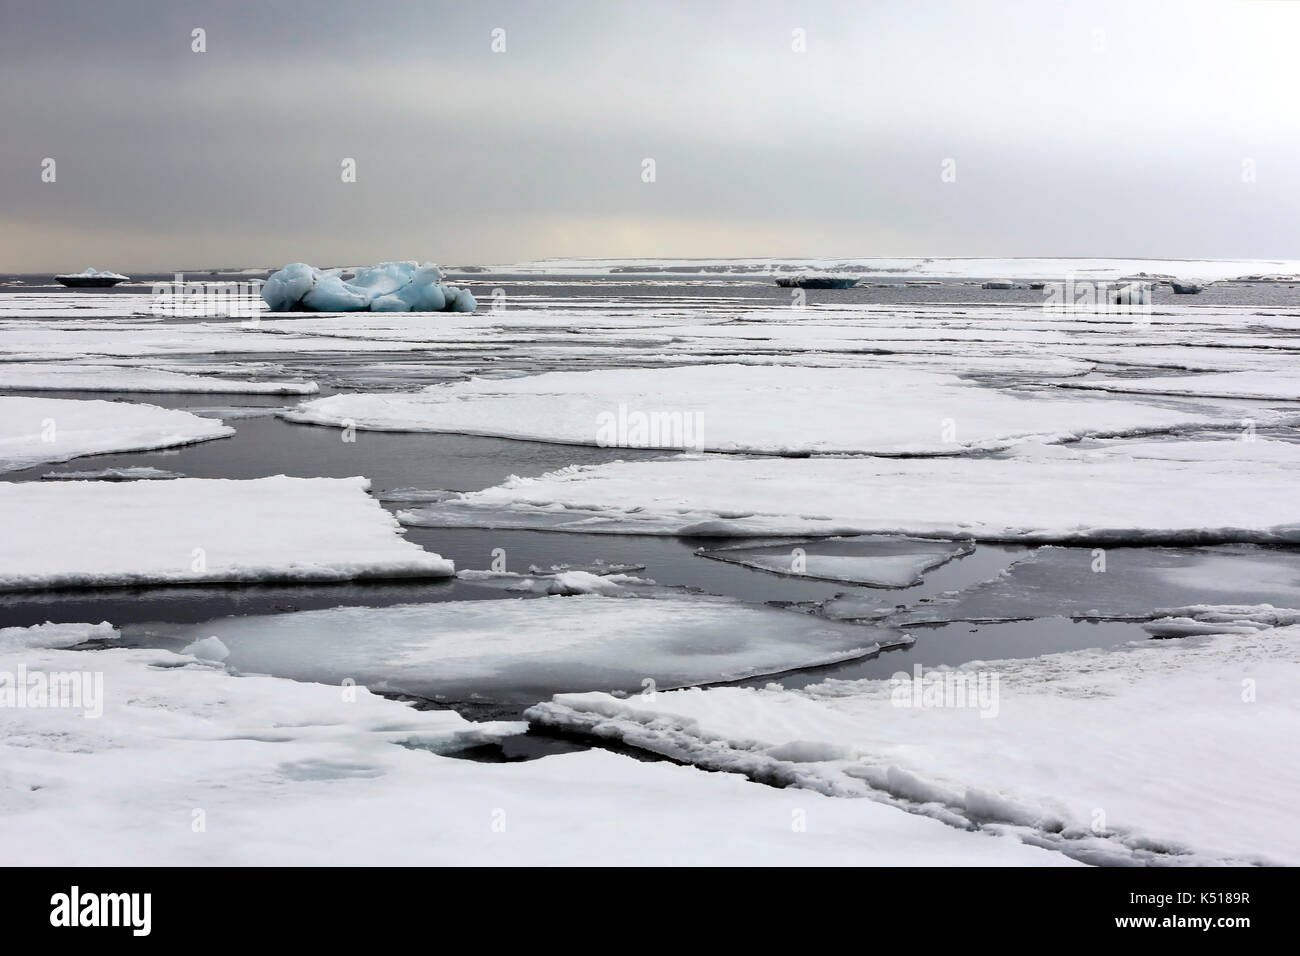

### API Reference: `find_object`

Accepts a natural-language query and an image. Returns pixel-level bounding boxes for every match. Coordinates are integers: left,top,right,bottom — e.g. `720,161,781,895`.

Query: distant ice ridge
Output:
262,262,477,313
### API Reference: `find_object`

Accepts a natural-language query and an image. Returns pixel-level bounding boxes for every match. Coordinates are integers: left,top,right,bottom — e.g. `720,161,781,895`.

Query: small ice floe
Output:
148,589,909,701
1168,279,1208,294
697,536,973,588
54,267,130,288
0,475,453,590
262,261,477,313
181,635,230,662
980,279,1026,290
41,466,184,481
773,272,859,289
0,396,231,474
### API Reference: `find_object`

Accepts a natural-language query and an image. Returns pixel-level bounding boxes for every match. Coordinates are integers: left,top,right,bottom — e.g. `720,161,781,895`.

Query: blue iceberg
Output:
262,261,477,313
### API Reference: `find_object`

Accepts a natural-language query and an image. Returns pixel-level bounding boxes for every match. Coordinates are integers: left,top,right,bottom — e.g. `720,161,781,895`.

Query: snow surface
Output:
0,362,318,394
286,365,1224,455
148,590,908,701
0,476,453,590
0,396,232,473
529,623,1300,865
0,622,1067,865
262,262,477,313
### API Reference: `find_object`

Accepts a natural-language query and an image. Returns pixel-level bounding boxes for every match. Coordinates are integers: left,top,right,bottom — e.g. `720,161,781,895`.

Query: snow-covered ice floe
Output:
528,620,1300,865
145,586,910,701
262,262,477,313
400,447,1300,544
287,365,1225,455
0,622,1067,865
53,268,129,287
0,362,318,394
0,396,232,473
0,476,452,590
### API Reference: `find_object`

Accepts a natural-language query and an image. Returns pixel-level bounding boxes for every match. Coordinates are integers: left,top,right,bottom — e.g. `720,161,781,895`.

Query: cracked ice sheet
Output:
1045,370,1300,402
142,589,908,702
888,545,1300,625
0,623,1066,866
528,624,1300,866
0,362,318,394
399,445,1300,544
286,365,1225,455
0,396,232,473
0,476,452,590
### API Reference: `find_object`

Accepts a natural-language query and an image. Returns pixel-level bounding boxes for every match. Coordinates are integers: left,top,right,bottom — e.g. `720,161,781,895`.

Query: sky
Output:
1,0,1298,271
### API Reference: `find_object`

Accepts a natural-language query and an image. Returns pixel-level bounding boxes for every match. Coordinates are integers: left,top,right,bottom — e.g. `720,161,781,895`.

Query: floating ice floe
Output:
0,622,1061,865
146,590,909,702
0,476,453,590
286,365,1223,455
400,449,1300,544
262,262,477,313
0,362,318,394
54,268,129,288
697,536,974,588
0,396,232,473
528,622,1300,865
1142,603,1300,637
41,466,185,481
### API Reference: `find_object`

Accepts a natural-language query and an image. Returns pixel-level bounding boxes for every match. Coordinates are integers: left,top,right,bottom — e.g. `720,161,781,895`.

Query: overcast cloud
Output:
1,0,1297,270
